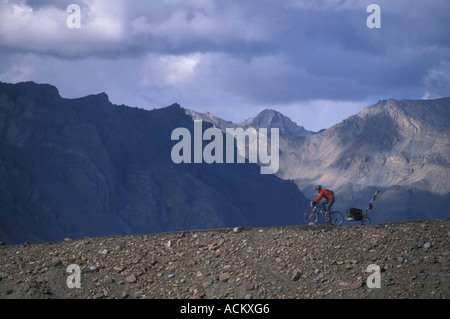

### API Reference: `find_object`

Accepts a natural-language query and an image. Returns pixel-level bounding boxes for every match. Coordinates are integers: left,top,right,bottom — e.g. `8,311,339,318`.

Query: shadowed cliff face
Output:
0,81,309,244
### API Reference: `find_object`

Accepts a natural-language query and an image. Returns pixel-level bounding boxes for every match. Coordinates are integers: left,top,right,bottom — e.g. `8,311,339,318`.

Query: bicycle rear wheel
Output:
330,211,344,226
362,216,371,225
304,210,318,224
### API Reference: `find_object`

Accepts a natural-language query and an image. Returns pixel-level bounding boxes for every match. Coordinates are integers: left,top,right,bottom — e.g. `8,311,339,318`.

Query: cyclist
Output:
311,185,335,222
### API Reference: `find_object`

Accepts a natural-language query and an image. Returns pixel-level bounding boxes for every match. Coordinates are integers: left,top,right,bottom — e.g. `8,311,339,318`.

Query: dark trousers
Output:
320,197,335,213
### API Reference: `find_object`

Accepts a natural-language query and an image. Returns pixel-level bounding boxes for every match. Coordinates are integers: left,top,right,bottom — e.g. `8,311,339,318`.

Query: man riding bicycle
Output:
311,185,335,222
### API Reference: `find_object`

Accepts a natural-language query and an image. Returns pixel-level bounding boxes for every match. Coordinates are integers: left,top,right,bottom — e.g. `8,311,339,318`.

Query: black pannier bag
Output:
347,208,363,220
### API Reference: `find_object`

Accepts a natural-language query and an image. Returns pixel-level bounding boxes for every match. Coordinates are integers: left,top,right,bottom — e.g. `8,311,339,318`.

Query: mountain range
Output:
186,108,313,137
0,81,308,244
188,98,450,223
1,81,449,244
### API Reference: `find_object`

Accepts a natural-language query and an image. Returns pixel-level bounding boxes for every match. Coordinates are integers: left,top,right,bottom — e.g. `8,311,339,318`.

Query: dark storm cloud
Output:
0,0,449,130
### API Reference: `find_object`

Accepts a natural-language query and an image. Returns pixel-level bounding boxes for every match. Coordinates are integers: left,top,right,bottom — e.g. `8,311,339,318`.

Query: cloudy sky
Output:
0,0,449,131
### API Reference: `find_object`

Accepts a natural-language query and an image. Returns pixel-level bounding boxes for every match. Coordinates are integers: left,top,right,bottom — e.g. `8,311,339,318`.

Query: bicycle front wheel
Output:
304,210,318,224
330,211,344,226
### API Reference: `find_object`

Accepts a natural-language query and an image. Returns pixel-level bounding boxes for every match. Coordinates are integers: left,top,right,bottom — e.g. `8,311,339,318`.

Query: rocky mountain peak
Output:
0,81,60,102
356,98,450,135
240,109,313,136
275,97,450,222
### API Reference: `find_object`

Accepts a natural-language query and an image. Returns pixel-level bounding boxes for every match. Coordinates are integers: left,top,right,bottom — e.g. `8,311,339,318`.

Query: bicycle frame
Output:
308,205,318,218
305,205,344,226
309,205,326,218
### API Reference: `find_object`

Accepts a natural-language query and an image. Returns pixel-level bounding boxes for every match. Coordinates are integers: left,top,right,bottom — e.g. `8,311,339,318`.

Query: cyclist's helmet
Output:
315,185,322,191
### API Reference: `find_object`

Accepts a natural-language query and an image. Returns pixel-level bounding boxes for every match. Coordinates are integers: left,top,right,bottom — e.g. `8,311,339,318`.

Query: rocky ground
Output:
0,219,448,299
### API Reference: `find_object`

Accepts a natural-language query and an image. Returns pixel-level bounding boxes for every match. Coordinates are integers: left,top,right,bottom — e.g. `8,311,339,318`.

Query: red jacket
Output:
314,189,334,203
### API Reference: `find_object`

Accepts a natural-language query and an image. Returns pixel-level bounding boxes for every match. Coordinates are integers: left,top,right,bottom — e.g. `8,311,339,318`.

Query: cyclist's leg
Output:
320,201,327,213
326,197,335,213
322,199,331,221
